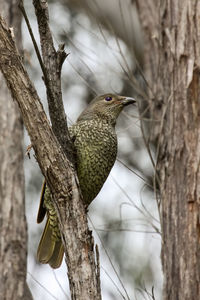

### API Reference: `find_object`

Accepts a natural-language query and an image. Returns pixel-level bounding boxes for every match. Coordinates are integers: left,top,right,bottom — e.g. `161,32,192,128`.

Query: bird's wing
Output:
37,125,77,224
37,180,47,223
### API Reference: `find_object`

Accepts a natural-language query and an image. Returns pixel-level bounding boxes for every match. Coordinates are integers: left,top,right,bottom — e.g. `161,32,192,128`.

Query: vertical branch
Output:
32,0,74,161
135,0,162,143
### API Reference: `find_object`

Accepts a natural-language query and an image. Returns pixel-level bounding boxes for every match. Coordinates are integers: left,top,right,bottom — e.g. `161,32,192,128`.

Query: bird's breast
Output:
70,120,117,204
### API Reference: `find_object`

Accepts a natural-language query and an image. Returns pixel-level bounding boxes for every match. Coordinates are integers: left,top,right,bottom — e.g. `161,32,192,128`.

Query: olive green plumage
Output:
37,93,135,268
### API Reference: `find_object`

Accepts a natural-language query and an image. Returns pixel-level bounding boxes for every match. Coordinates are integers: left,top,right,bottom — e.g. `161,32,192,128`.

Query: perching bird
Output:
37,93,136,268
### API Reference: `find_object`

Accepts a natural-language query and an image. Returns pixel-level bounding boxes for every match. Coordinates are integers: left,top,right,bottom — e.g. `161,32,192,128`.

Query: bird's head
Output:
77,94,136,125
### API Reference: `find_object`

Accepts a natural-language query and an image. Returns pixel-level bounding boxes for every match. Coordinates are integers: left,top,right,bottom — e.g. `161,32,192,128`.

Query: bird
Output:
36,93,136,268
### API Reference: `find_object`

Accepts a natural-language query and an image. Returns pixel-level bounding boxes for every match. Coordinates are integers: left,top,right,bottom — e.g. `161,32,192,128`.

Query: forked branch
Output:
0,14,101,300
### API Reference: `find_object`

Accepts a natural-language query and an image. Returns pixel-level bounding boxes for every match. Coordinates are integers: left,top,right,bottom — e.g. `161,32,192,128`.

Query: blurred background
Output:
23,0,162,299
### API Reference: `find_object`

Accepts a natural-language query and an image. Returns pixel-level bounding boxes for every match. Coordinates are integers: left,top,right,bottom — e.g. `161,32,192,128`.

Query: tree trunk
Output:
136,0,200,299
0,1,32,299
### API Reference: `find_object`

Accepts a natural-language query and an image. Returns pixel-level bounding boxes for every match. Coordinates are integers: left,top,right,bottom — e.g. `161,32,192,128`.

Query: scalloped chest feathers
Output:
69,119,117,204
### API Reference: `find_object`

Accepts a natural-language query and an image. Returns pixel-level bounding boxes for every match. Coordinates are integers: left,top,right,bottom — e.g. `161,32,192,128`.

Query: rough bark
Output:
0,14,101,300
136,0,200,299
0,1,32,299
31,0,75,162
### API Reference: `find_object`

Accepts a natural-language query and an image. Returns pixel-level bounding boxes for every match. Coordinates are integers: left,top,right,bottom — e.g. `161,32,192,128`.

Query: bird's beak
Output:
120,96,136,106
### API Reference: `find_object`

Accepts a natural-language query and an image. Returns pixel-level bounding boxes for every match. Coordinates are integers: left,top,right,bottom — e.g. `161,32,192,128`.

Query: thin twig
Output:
101,266,127,300
89,216,131,300
18,1,49,87
52,270,70,300
116,158,154,191
95,245,101,296
27,271,59,300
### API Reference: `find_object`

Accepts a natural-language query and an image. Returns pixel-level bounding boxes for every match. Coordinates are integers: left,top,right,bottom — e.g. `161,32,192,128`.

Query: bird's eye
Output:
105,96,112,101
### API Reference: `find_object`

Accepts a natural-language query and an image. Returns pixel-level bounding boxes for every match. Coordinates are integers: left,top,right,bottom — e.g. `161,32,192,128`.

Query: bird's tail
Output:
37,217,64,269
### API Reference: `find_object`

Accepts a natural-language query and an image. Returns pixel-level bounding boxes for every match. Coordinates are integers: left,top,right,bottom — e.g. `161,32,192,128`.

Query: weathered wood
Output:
0,14,101,300
32,0,74,162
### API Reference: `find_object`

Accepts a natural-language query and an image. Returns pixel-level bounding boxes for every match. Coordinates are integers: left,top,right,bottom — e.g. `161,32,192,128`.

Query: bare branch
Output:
32,0,74,162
